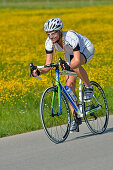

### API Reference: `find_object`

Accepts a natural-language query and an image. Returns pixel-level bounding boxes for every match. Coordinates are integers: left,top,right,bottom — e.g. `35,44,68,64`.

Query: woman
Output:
32,18,95,131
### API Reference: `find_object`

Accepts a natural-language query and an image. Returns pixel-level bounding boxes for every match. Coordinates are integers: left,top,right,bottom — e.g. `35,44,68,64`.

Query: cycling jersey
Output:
45,30,95,63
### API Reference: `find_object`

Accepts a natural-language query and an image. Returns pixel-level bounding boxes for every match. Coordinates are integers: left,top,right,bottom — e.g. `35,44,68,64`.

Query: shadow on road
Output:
66,132,94,143
104,127,113,133
66,127,113,143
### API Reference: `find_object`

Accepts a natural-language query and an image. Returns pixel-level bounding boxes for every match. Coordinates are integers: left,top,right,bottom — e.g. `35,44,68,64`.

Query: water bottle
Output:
65,86,77,102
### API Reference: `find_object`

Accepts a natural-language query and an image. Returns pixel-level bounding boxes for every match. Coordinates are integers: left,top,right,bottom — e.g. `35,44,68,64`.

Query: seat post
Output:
79,78,83,115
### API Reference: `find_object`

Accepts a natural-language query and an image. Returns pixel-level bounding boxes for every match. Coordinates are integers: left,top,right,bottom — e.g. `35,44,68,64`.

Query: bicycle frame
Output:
32,61,102,118
37,60,109,142
50,68,83,118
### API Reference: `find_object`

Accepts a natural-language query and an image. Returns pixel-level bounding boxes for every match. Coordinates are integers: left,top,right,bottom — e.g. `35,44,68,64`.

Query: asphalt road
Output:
0,115,113,170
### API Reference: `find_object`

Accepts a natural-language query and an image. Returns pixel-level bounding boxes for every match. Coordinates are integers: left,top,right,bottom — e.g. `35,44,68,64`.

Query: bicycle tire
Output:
40,86,71,144
83,81,109,134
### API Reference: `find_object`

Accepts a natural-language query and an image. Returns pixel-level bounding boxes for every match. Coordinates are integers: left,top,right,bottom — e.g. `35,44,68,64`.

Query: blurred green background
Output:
0,0,113,9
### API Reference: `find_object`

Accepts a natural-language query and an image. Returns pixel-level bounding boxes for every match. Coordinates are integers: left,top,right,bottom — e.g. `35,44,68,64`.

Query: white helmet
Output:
44,18,63,32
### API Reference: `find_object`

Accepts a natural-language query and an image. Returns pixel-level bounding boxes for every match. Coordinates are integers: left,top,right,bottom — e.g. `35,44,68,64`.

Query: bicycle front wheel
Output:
40,86,71,144
83,81,109,134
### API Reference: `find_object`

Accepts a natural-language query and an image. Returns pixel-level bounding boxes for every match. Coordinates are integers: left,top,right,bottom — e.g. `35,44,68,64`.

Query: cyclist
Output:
32,18,95,131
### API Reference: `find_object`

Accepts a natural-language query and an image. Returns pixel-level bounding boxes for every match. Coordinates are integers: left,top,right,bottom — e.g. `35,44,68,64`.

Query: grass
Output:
0,92,42,137
104,87,113,115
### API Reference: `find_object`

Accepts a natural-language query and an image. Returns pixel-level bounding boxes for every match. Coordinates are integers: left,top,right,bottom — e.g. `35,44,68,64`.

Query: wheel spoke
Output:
84,81,109,134
40,86,71,144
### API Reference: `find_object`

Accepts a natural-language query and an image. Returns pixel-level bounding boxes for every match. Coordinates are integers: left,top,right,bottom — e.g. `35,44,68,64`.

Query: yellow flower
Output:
0,6,113,104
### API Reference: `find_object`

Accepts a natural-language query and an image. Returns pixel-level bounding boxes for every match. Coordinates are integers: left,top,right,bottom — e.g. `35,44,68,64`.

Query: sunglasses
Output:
47,31,58,37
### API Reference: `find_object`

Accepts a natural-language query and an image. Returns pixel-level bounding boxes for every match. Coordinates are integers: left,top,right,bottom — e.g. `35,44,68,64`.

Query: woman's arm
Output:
32,53,53,77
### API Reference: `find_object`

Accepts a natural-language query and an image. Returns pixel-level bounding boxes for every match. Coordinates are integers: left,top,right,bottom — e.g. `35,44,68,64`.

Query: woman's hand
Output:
30,63,40,77
32,69,37,77
59,57,70,71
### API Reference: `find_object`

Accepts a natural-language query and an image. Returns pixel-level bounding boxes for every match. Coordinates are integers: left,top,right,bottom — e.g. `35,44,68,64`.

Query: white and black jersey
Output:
45,30,95,63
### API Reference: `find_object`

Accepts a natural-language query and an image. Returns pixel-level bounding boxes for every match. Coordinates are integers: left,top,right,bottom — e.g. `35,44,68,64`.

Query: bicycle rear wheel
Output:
40,86,71,144
83,81,109,134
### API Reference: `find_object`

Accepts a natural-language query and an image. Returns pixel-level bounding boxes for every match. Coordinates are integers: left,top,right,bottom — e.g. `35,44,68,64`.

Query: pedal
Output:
84,99,92,102
70,126,79,133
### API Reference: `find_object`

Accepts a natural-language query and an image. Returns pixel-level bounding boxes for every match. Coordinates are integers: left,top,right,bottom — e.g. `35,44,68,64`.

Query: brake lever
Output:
30,63,42,80
30,63,34,77
36,75,42,80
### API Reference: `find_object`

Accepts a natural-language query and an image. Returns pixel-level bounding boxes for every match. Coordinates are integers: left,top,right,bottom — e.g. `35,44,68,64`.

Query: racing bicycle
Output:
30,57,109,144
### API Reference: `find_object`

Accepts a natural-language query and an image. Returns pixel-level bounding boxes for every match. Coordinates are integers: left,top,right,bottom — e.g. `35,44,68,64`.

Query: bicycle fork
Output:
50,69,61,117
78,78,84,117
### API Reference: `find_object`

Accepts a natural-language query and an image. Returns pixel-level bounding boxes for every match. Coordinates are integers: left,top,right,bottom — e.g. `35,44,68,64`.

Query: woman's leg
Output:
71,53,91,87
65,53,91,115
70,53,94,101
65,75,77,116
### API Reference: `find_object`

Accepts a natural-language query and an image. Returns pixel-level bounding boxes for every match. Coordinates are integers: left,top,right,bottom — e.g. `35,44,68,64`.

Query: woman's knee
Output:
73,66,80,74
71,54,86,71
